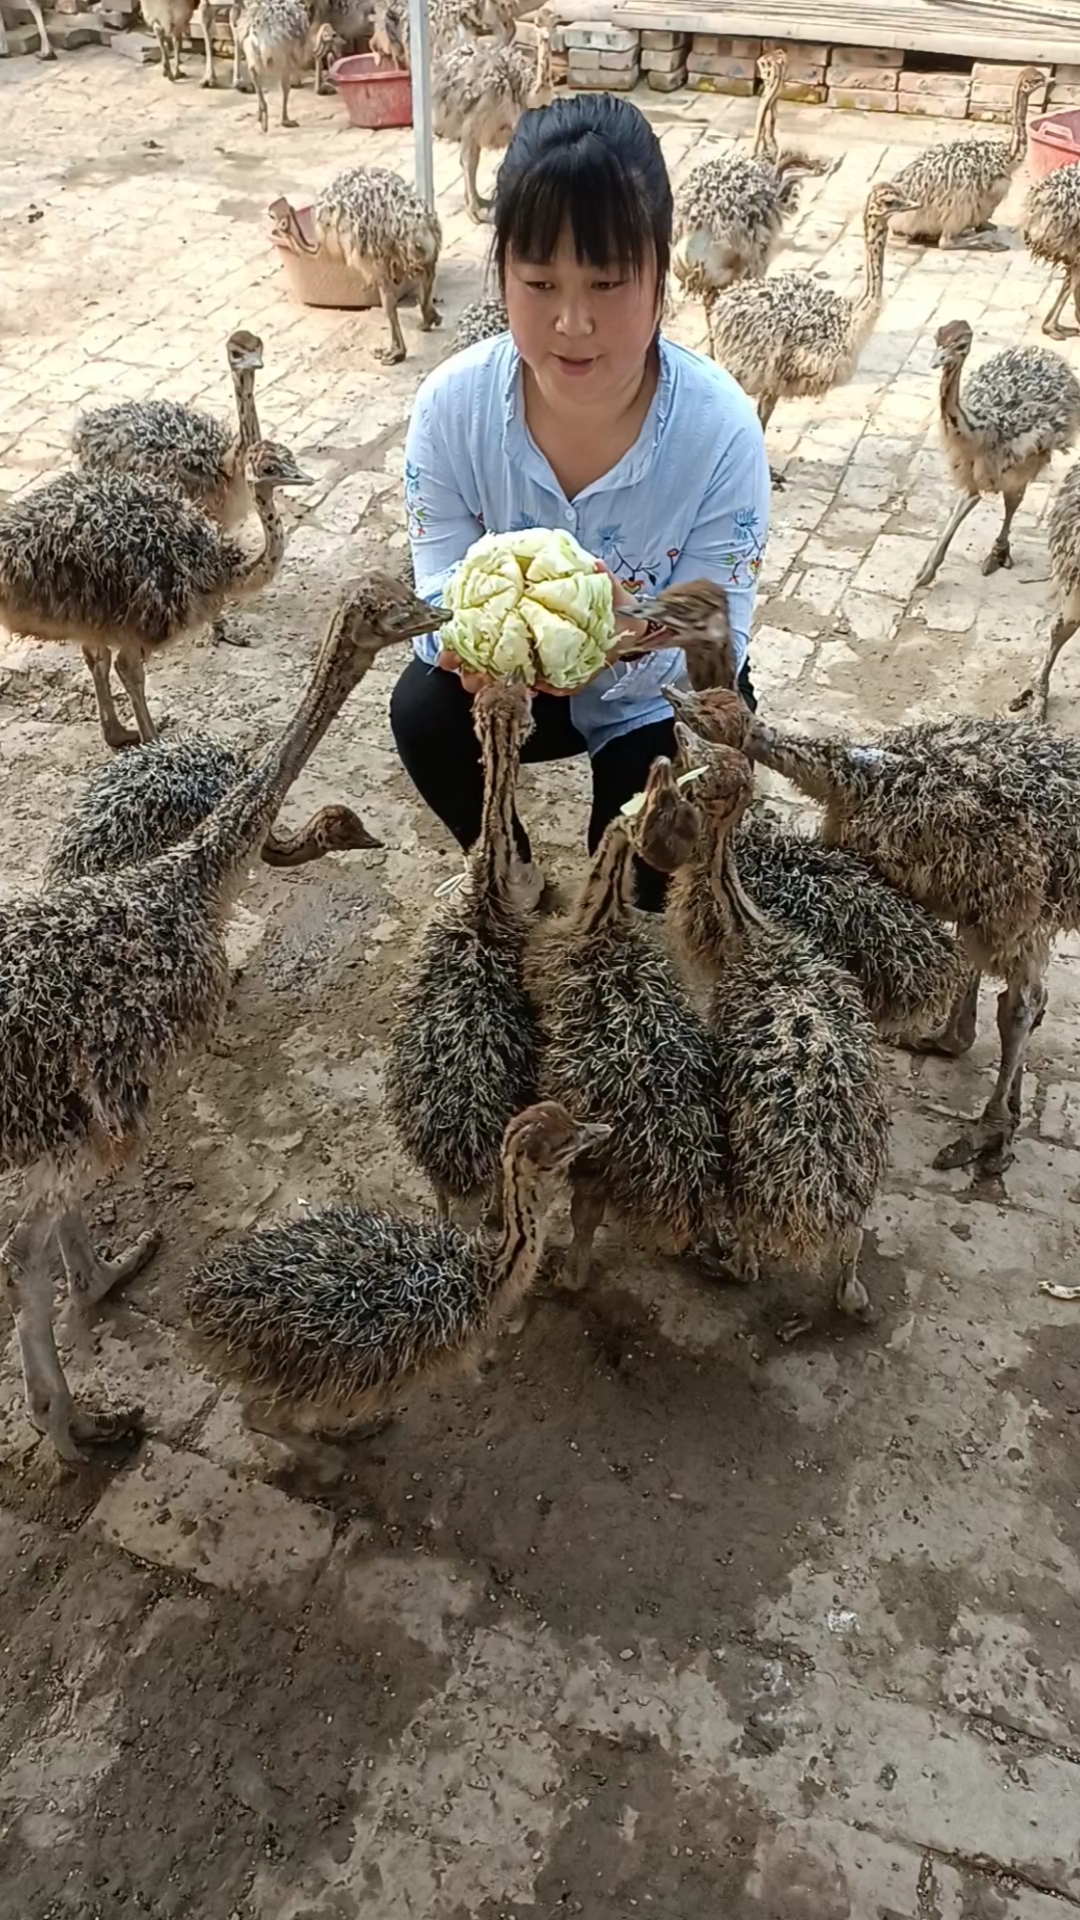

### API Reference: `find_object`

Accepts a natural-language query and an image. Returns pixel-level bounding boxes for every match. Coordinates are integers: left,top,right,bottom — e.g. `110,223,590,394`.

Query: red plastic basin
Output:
330,52,413,129
1029,109,1080,177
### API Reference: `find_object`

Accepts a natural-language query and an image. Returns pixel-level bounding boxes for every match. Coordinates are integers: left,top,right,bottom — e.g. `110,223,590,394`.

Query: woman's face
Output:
504,227,660,409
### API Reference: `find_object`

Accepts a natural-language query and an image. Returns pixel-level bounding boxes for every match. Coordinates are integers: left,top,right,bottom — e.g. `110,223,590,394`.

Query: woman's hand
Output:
436,561,662,698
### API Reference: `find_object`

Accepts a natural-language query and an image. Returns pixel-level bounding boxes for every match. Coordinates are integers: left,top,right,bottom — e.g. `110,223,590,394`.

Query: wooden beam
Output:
606,0,1079,63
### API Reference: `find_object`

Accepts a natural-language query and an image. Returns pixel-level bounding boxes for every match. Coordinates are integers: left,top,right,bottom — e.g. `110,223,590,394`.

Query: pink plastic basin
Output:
268,202,380,309
1029,109,1080,177
330,52,413,129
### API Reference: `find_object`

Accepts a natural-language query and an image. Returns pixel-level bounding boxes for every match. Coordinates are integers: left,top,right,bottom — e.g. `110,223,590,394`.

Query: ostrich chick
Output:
525,757,728,1288
43,571,435,884
673,49,835,307
622,578,970,1041
269,168,441,364
694,693,1080,1175
186,1103,609,1479
706,182,914,477
450,296,509,353
384,675,543,1219
0,440,311,752
1025,162,1080,339
234,0,339,129
914,319,1080,590
432,9,554,224
73,330,264,530
0,578,440,1464
141,0,221,82
1014,459,1080,720
888,67,1046,252
663,722,889,1323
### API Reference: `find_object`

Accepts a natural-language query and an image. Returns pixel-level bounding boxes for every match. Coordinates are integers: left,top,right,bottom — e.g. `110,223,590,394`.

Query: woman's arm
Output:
668,413,771,672
403,386,484,625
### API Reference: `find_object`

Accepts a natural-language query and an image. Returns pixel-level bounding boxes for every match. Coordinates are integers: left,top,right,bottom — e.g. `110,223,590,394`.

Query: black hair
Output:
492,93,672,295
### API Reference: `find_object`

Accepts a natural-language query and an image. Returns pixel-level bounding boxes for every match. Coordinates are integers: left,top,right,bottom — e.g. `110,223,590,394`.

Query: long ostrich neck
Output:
471,707,523,903
568,819,636,942
938,352,972,446
482,1155,555,1311
185,613,384,884
749,720,885,806
237,481,286,594
751,75,782,160
708,818,771,948
854,220,888,331
1009,80,1031,163
529,28,551,100
231,365,262,448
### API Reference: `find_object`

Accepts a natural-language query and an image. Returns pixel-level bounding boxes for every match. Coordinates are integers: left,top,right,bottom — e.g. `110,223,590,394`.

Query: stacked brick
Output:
827,44,901,113
969,59,1049,120
640,28,688,94
563,21,640,92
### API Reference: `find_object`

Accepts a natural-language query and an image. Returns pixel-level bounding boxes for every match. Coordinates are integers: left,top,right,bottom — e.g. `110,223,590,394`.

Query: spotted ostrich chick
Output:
1014,459,1080,719
0,440,311,752
914,320,1080,590
432,8,554,224
888,67,1046,252
620,578,970,1040
673,49,835,306
706,181,915,481
661,722,888,1322
43,573,431,885
0,579,438,1465
232,0,338,129
140,0,221,81
450,296,509,353
370,0,515,70
269,169,441,364
0,0,53,57
73,329,265,650
1025,163,1080,340
693,692,1080,1174
185,1102,607,1478
73,330,263,530
525,757,728,1288
384,675,541,1220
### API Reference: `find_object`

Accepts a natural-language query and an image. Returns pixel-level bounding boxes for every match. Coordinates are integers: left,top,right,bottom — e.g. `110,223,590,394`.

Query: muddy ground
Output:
1,36,1080,1920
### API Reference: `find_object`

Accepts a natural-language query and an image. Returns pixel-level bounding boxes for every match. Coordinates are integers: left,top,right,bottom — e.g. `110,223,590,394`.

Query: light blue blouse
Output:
403,331,770,755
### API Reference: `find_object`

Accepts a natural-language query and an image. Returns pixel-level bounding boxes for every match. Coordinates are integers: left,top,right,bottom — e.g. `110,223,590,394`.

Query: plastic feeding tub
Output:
330,52,413,129
1029,109,1080,178
267,198,380,308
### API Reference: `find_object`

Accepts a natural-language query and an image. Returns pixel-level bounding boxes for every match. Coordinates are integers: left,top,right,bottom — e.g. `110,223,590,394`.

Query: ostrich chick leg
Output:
903,969,981,1058
1041,266,1079,340
374,278,408,364
934,975,1048,1173
82,647,140,751
461,138,492,224
833,1224,872,1321
242,1396,355,1485
55,1210,161,1338
565,1174,606,1290
1013,607,1080,720
940,226,1010,253
755,391,786,491
914,493,980,590
3,1203,143,1461
982,482,1026,576
113,651,158,745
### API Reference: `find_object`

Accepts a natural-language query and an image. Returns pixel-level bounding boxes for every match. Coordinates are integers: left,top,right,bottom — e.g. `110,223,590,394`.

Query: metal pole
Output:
408,0,435,211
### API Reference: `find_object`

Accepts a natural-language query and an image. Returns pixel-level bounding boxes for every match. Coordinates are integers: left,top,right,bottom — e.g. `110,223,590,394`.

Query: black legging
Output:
390,655,758,912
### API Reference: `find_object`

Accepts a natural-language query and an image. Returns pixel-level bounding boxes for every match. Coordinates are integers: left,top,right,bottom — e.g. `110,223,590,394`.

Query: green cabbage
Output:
441,528,616,690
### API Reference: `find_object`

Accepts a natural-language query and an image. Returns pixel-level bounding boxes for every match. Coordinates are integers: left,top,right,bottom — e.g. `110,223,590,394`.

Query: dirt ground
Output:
2,34,1080,1920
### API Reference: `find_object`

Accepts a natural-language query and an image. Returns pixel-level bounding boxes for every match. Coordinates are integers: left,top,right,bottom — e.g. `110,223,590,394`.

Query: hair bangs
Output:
500,132,653,277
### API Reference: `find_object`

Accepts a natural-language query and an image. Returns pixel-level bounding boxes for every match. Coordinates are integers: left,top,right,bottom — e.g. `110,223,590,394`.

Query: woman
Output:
391,91,769,909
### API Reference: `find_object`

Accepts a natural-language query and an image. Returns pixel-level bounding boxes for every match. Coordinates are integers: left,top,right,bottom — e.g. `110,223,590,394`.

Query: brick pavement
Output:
1,45,1080,1919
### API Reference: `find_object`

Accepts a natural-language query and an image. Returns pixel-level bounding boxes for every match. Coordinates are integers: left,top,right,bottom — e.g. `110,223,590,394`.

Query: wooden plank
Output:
607,0,1080,62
